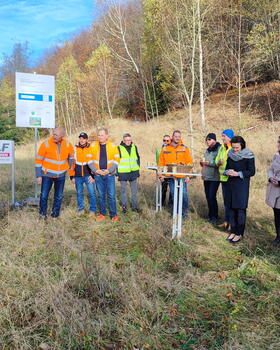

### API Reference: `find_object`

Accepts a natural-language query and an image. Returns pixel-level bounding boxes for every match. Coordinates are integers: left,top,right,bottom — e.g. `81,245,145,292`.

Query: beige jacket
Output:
266,153,280,208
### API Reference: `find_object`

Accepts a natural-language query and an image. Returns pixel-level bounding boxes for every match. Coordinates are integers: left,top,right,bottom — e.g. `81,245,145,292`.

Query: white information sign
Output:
16,72,55,128
0,140,14,164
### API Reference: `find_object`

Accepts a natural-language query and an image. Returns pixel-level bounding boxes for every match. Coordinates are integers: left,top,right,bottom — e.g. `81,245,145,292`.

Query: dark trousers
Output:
204,181,220,220
222,182,230,223
229,208,247,236
273,208,280,240
39,176,65,217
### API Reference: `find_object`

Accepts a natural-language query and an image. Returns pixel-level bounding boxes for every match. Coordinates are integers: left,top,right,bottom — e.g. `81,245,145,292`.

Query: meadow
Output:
0,97,280,349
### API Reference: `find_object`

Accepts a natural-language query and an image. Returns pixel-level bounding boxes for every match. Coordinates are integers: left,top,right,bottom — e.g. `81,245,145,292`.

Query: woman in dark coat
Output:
225,136,255,243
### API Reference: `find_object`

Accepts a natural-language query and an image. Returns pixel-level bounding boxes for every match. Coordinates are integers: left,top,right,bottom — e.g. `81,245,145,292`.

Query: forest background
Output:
1,0,280,141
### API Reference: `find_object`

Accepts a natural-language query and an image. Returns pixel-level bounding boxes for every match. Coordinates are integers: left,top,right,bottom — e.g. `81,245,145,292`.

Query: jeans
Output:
229,208,247,236
95,175,117,217
120,179,138,209
75,176,96,212
222,181,230,223
204,181,220,220
169,178,188,216
39,176,65,217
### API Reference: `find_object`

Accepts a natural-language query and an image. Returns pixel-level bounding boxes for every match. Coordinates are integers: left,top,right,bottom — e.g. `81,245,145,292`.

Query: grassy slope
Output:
0,96,280,350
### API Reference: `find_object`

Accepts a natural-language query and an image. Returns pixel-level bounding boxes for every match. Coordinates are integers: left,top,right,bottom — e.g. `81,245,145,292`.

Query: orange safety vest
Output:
74,144,94,177
35,137,74,177
158,141,193,178
89,141,120,172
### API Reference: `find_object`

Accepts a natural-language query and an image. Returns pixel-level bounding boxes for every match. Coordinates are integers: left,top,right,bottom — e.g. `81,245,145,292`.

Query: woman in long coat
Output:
266,137,280,246
225,136,255,243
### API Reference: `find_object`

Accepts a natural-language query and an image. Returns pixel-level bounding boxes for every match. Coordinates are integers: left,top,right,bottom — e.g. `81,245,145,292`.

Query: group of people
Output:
35,127,140,223
34,126,280,246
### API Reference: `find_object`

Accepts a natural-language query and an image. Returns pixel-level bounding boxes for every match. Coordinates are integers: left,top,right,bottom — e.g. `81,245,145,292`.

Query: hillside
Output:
0,101,280,350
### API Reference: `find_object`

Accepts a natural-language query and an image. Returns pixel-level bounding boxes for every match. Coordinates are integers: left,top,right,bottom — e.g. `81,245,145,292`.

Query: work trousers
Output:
39,176,65,218
203,180,220,220
120,179,138,209
229,208,247,236
222,181,230,223
273,208,280,240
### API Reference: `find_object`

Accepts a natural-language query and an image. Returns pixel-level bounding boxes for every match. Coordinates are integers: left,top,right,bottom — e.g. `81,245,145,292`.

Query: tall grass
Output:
0,100,280,349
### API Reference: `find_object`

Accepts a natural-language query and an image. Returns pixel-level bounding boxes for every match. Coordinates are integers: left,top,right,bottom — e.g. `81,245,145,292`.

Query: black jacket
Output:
117,142,140,181
225,157,255,209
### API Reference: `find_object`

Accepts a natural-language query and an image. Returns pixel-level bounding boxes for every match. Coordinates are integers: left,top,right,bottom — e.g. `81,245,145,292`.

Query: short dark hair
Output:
231,136,246,149
172,130,181,136
163,134,170,139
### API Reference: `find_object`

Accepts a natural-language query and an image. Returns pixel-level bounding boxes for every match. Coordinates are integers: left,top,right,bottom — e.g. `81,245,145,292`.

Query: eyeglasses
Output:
163,139,169,142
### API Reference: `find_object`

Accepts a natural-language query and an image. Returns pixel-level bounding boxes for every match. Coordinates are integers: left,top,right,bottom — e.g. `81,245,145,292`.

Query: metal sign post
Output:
146,166,201,240
34,127,38,198
0,140,15,205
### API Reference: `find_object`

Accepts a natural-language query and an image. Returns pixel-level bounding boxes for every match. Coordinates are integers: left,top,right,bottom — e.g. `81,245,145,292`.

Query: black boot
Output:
272,233,280,246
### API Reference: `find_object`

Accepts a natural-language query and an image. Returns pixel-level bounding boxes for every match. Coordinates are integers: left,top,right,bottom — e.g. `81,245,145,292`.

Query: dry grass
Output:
0,99,280,349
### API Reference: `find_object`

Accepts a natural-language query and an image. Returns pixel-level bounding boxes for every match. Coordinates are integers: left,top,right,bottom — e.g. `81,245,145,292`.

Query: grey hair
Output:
97,127,108,135
54,127,65,137
123,133,131,138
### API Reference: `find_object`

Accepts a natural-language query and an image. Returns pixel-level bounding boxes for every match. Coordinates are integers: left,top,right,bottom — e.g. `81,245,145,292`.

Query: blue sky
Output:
0,0,96,65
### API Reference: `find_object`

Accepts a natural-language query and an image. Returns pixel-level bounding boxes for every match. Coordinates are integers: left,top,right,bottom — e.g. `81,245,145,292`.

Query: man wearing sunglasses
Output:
156,135,171,206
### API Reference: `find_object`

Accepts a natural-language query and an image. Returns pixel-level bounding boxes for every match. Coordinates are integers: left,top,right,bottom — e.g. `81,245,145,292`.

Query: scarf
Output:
207,142,221,152
228,148,254,161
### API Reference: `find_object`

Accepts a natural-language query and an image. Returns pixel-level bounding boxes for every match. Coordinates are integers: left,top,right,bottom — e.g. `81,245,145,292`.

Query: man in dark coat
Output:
225,136,255,243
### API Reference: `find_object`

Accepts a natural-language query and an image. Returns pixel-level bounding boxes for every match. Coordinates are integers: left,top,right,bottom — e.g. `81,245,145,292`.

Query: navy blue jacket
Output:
225,157,255,209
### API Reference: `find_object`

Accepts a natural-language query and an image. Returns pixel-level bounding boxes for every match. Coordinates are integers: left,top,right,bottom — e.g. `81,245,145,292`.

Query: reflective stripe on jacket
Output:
215,144,232,182
158,141,193,178
118,144,140,173
35,137,74,178
74,144,94,177
89,141,120,173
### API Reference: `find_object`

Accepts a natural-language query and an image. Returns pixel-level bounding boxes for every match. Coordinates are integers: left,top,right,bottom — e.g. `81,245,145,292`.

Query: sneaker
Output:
39,214,47,220
132,208,142,214
111,216,120,222
122,206,127,214
209,218,218,225
77,209,85,216
88,212,96,217
96,214,106,221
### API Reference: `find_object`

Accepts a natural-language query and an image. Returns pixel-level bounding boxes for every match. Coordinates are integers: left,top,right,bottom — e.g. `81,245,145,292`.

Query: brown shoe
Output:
218,222,229,230
96,214,106,221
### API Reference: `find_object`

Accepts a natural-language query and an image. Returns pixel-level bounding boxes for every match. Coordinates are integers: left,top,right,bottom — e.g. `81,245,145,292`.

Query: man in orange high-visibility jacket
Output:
35,127,74,219
158,130,193,218
88,127,120,222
